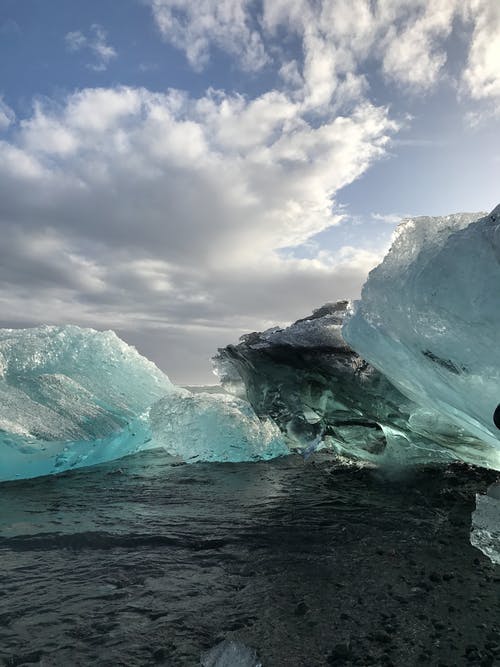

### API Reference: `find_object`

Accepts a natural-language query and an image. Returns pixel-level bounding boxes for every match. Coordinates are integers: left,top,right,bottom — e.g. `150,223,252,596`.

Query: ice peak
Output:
489,203,500,221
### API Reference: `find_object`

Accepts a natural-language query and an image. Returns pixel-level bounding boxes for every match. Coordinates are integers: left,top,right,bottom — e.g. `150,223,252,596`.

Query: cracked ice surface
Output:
0,325,173,481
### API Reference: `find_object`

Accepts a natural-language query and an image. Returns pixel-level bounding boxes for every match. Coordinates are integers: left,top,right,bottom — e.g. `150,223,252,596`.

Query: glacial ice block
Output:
215,295,500,468
0,325,289,481
0,325,173,481
150,390,288,463
214,302,468,466
343,206,500,465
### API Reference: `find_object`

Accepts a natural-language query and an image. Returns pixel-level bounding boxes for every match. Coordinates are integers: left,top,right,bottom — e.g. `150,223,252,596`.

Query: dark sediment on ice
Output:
214,302,494,467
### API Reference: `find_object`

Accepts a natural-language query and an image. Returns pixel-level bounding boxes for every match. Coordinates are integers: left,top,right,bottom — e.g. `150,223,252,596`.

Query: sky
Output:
0,0,499,383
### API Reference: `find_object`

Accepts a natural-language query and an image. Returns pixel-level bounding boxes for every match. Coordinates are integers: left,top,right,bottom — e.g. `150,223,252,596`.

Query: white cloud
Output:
371,213,403,225
381,0,457,90
0,98,15,130
149,0,500,109
150,0,268,71
65,24,117,71
4,1,499,382
6,87,397,260
89,24,117,64
0,86,395,380
65,30,87,52
462,0,500,102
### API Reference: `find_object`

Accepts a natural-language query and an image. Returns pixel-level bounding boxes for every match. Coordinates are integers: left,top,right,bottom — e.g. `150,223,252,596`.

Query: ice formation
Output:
215,206,500,469
3,205,500,480
200,640,262,667
213,303,469,466
344,206,500,467
0,326,285,481
0,325,174,481
471,483,500,565
150,390,287,463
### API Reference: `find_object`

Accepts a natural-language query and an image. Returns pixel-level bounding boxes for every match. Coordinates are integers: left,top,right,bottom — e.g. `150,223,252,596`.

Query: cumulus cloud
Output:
65,24,117,71
150,0,500,106
149,0,268,71
380,0,457,90
462,0,500,102
4,1,498,382
0,85,394,380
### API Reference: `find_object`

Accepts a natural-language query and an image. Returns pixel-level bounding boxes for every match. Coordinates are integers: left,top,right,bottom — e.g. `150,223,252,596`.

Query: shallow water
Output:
0,451,499,666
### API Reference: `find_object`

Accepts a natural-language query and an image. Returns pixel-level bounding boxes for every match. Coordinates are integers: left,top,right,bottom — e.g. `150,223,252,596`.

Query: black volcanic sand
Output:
0,451,499,666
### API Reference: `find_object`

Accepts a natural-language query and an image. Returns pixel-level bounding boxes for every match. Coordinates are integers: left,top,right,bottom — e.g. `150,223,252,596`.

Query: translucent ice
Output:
4,205,500,480
150,390,288,463
215,283,500,468
0,325,173,481
0,326,286,481
214,302,466,466
200,640,262,667
470,483,500,565
215,208,500,469
344,206,500,467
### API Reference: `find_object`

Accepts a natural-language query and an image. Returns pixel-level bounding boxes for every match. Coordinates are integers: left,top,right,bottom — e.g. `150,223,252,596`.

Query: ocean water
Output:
0,451,499,667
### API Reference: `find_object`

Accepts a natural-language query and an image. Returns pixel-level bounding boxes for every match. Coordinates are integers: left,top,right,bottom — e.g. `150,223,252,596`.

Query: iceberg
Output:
0,326,286,482
213,302,460,466
343,206,500,467
3,205,500,480
215,207,500,469
0,325,174,481
150,390,288,463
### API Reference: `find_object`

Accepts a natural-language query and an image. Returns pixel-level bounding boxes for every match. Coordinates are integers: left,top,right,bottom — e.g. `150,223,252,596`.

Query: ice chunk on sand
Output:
200,639,262,667
471,483,500,565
